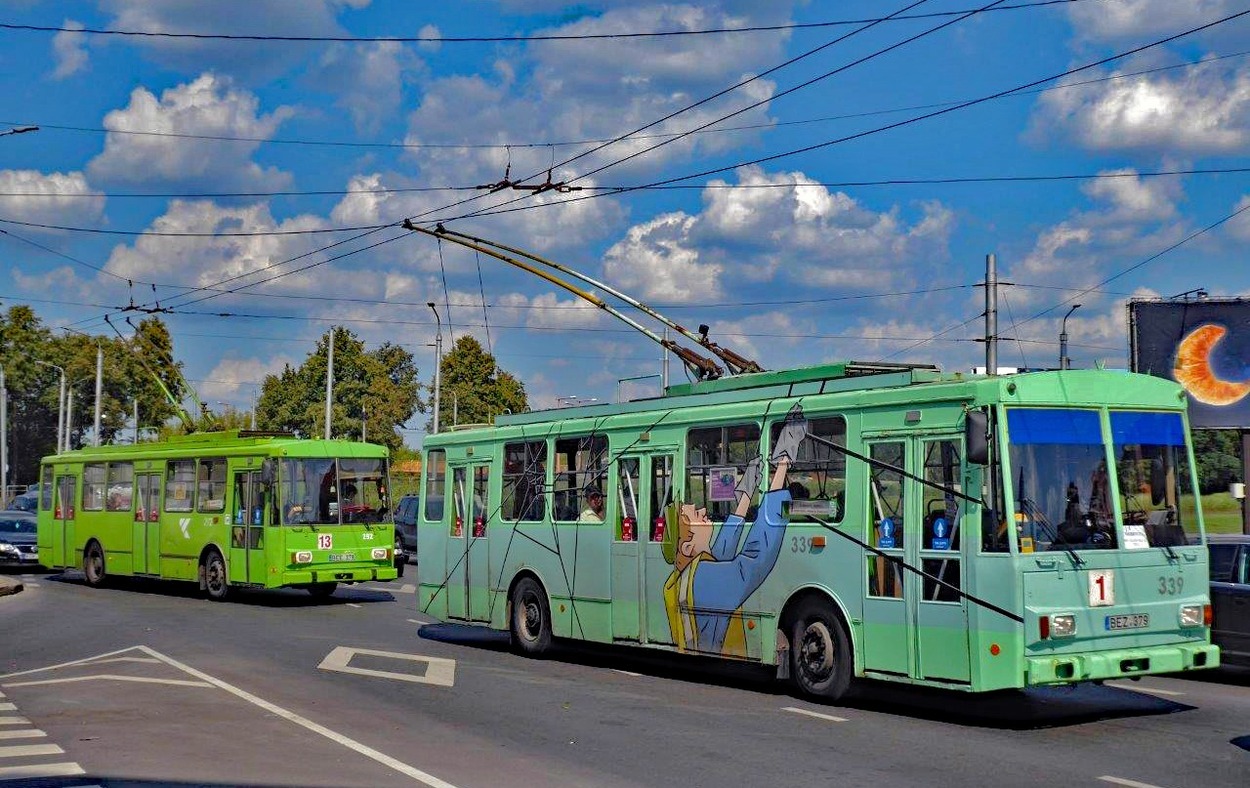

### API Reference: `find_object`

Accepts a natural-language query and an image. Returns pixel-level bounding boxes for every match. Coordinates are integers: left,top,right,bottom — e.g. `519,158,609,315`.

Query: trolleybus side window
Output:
921,439,962,602
553,435,608,522
618,458,640,541
424,450,445,522
82,463,106,511
197,458,227,513
650,455,674,542
502,440,546,522
686,423,760,521
1110,411,1192,548
768,415,846,522
40,465,53,510
165,460,196,512
106,462,134,512
867,441,905,598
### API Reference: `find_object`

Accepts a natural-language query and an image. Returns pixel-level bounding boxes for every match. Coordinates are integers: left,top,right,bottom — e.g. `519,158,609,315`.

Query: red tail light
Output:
1204,604,1213,627
1039,615,1050,640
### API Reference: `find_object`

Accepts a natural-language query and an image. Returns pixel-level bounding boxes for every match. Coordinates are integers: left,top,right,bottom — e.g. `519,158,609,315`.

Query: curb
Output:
0,576,24,596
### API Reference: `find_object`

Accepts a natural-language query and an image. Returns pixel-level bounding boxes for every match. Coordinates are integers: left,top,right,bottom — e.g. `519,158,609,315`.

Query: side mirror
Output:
260,458,277,488
965,409,990,466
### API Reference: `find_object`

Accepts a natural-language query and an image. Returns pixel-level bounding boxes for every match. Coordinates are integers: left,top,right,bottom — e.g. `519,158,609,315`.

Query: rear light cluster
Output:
1039,614,1076,640
371,548,389,561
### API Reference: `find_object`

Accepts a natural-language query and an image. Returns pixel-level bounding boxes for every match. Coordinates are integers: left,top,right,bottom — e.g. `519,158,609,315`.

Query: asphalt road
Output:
1,568,1247,788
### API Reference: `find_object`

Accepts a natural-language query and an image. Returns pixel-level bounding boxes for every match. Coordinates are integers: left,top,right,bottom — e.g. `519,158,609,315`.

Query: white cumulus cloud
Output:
51,19,88,79
0,170,104,225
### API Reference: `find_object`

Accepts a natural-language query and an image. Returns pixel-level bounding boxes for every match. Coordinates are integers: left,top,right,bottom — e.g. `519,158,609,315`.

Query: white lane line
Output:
0,645,143,680
5,675,213,689
0,730,45,741
318,646,456,687
80,657,161,666
346,603,362,609
782,706,848,723
612,669,642,677
21,583,39,588
0,762,85,781
0,743,63,758
406,618,430,625
1105,681,1184,697
0,719,29,727
1098,776,1169,788
137,646,460,788
0,706,11,713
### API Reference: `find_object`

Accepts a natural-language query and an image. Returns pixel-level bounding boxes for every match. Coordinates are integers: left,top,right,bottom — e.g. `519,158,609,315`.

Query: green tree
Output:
255,328,420,451
1192,428,1243,494
435,335,528,429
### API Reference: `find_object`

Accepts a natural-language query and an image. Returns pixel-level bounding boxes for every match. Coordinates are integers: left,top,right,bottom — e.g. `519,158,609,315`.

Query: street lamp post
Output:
1059,304,1081,370
34,361,66,454
428,302,442,435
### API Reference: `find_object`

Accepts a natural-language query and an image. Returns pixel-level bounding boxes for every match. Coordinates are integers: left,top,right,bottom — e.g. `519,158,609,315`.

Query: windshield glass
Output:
279,458,391,525
1111,411,1193,547
0,518,35,535
1007,408,1116,552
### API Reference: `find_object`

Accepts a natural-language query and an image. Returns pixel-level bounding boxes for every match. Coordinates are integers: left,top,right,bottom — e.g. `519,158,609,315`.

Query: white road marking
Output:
346,603,362,609
782,706,848,723
611,669,642,677
0,730,44,741
318,646,456,688
21,582,38,588
0,762,85,780
0,743,63,758
0,706,11,713
396,584,417,594
0,719,29,727
4,675,213,689
137,646,460,788
80,657,161,666
1106,681,1184,697
0,645,145,680
1098,776,1169,788
407,618,430,625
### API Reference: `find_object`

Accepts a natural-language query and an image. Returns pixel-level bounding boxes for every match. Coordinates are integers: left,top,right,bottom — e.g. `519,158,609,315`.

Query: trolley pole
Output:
985,253,998,376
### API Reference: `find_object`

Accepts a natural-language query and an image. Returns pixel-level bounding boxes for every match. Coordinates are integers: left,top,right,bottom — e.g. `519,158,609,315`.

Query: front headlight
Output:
1050,614,1077,638
1179,604,1204,627
0,542,18,557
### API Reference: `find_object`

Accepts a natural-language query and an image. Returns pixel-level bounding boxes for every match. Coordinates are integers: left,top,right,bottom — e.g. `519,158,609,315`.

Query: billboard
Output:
1129,298,1250,429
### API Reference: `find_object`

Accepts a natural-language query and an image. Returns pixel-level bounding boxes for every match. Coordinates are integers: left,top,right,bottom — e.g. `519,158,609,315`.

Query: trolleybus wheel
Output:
307,582,338,598
790,598,853,701
203,549,229,602
510,576,552,656
82,541,106,588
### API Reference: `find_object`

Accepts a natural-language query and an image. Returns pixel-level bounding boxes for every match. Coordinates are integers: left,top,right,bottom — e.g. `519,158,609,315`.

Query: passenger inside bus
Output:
579,487,605,522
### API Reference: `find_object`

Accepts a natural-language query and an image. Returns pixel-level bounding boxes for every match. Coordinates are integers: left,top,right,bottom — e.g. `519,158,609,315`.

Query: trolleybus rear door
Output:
862,440,912,676
914,437,971,684
610,451,676,642
53,474,75,569
132,473,161,574
447,462,491,622
229,470,267,585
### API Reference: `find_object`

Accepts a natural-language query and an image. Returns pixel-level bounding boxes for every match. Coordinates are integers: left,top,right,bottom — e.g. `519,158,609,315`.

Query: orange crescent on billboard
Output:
1173,324,1250,406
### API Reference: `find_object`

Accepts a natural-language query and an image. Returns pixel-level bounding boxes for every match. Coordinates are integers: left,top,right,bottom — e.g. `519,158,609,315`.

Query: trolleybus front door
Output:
913,437,971,684
132,473,161,574
447,462,492,622
230,470,268,585
862,440,912,676
53,474,76,569
610,451,676,642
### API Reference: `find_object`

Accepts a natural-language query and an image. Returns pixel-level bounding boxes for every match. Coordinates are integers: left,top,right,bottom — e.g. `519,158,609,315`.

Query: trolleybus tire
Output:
510,576,552,656
790,598,854,701
203,549,229,602
82,541,106,588
307,582,338,598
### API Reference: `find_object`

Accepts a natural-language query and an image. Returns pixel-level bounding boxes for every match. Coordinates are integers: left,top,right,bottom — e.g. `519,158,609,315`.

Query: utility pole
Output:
428,302,442,435
36,361,65,455
1,364,7,506
985,253,998,376
1059,304,1081,370
133,399,139,444
324,326,335,440
361,407,367,443
66,387,74,452
93,343,103,446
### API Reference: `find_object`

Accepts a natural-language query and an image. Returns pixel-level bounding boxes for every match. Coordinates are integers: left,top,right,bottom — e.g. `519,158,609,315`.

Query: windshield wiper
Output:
1019,495,1084,566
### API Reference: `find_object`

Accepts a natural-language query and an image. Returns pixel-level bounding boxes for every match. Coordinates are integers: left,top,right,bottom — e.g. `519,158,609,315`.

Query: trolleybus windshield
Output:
280,458,390,525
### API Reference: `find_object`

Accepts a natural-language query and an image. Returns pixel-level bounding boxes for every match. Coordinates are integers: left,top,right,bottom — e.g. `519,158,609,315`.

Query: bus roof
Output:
40,430,390,464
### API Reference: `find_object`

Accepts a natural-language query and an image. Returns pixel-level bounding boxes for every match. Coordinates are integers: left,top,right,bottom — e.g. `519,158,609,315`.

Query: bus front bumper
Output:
284,566,398,585
1026,643,1219,685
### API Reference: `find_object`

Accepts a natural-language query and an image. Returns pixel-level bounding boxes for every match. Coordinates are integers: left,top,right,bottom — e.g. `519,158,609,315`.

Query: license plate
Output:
1105,613,1149,631
328,553,356,562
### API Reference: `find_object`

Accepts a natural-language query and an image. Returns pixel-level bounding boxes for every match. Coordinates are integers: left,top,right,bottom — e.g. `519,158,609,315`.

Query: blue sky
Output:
1,0,1249,444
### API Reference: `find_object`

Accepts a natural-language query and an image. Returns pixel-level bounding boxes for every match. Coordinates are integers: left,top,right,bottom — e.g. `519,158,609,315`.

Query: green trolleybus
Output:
36,430,400,600
417,362,1218,700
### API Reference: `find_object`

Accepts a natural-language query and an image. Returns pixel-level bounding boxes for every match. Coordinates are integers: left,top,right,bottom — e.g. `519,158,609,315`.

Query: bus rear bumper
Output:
283,566,398,585
1026,643,1220,685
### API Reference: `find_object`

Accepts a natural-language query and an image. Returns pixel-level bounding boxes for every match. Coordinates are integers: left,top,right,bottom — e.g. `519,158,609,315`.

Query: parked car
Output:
8,492,37,512
0,510,39,568
1208,534,1250,667
394,493,419,564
